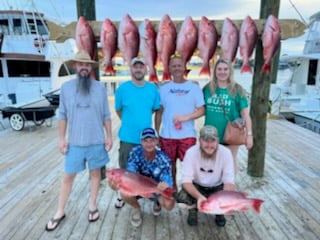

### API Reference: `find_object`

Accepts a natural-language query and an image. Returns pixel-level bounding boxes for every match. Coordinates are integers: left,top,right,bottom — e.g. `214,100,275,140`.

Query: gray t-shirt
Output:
59,79,111,146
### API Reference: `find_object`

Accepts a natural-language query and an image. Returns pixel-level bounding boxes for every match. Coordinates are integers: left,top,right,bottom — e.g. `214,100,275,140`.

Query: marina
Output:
269,12,320,134
0,2,319,240
0,99,320,240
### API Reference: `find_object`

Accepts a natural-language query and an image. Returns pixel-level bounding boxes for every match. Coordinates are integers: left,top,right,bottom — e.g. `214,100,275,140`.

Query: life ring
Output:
34,38,46,49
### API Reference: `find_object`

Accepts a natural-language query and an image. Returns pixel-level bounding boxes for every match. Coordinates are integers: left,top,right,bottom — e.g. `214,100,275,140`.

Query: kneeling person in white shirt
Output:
176,125,235,227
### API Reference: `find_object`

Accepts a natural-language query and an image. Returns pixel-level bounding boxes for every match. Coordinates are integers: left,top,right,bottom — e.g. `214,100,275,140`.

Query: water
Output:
187,68,292,94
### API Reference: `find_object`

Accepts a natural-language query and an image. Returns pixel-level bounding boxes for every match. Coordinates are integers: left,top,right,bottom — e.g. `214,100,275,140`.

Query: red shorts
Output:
159,137,196,162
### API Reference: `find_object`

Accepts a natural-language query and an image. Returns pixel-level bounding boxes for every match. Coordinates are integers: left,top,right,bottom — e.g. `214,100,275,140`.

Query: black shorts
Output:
176,182,223,205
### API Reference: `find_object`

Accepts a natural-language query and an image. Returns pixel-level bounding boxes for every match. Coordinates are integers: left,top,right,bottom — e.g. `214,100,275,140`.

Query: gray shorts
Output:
118,141,138,168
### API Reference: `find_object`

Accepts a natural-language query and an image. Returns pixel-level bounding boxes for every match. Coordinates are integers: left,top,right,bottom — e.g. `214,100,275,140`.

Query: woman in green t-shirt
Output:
202,58,253,174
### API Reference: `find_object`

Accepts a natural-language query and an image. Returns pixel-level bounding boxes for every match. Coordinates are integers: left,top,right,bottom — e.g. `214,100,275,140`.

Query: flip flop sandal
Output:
45,214,66,231
88,209,100,222
114,198,125,209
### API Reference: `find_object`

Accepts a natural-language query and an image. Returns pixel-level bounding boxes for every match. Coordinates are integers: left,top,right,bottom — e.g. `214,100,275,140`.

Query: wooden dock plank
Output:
0,99,320,240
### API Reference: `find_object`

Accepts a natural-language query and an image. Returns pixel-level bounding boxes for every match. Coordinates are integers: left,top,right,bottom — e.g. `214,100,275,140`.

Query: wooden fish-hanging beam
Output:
47,18,306,43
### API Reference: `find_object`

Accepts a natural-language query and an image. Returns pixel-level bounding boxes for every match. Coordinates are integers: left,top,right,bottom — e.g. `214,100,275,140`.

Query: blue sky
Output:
1,0,314,23
1,0,318,55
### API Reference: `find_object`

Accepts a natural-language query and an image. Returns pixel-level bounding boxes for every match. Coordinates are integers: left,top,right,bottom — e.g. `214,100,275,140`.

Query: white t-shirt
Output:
159,81,204,139
181,144,235,187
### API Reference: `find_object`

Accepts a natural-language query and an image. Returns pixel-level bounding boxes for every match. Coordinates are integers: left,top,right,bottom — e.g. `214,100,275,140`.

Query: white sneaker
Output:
152,200,161,216
130,208,142,227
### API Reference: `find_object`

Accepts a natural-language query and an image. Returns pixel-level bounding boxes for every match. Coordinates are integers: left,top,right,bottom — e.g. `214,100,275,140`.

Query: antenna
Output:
288,0,308,25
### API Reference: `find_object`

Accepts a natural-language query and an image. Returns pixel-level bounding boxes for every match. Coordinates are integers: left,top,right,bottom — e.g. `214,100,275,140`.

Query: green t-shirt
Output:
203,86,248,143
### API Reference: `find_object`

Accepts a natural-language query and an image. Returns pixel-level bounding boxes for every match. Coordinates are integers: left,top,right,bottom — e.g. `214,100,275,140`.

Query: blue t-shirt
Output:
127,145,173,187
115,81,160,144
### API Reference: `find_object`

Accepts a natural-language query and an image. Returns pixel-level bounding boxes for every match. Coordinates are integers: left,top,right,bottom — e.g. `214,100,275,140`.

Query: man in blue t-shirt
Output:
114,57,160,208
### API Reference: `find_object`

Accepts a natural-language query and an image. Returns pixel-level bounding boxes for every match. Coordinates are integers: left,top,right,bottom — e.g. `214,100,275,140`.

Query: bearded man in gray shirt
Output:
45,50,112,231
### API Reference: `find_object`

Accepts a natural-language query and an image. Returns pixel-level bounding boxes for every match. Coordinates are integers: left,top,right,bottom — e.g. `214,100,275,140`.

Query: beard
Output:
76,72,91,95
133,71,145,81
200,145,217,160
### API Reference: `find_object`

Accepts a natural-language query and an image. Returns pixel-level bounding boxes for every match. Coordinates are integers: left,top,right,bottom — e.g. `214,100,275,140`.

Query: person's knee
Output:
63,174,76,184
160,198,175,211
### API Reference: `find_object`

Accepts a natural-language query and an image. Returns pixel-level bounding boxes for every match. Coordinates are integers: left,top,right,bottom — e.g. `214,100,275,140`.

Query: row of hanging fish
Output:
75,14,281,82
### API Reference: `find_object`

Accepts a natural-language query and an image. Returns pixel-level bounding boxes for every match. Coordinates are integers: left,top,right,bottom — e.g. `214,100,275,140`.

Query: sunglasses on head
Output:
170,52,182,59
217,58,231,64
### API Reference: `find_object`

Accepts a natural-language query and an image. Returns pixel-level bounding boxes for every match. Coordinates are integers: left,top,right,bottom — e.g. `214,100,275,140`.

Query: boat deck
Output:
1,97,320,240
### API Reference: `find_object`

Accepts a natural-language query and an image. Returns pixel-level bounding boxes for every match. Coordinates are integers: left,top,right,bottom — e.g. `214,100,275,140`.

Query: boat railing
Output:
22,9,49,54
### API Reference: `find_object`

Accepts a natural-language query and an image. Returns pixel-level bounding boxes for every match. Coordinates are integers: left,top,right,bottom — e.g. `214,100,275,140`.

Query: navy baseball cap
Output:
140,127,158,140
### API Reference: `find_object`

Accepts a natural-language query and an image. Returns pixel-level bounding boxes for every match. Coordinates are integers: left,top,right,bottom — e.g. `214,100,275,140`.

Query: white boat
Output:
0,10,76,130
270,11,320,134
0,10,76,108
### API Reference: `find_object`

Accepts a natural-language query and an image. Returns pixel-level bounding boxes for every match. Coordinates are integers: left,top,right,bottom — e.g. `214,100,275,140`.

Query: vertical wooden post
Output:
247,0,280,177
76,0,96,20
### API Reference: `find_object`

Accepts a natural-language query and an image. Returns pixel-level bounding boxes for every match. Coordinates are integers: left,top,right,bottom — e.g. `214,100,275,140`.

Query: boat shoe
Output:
152,200,161,216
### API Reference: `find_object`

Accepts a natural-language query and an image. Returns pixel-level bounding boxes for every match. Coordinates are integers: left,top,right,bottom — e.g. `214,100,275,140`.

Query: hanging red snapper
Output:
139,19,158,82
239,16,258,73
100,18,118,75
220,18,239,62
199,190,264,215
197,16,218,77
156,14,177,81
118,14,139,65
106,168,175,199
261,15,281,73
75,16,97,62
176,16,198,66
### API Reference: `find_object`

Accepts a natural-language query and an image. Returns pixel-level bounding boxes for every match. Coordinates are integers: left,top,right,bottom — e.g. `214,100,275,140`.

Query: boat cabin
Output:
0,10,75,108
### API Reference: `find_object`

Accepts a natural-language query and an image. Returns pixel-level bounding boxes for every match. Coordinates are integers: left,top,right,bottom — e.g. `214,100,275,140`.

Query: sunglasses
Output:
200,167,213,173
170,52,182,59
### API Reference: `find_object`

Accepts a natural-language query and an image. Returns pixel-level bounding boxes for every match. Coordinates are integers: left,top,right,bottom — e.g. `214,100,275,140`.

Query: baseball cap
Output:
200,126,218,141
140,127,158,140
131,57,145,66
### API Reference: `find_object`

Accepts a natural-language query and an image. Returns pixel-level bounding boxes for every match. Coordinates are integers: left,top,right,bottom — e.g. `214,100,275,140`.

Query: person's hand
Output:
246,135,253,150
157,181,169,192
105,136,112,151
59,139,68,154
173,115,185,124
108,178,119,191
196,195,207,209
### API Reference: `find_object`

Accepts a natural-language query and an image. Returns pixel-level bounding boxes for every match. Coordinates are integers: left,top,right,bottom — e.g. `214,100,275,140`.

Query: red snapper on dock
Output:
199,190,264,215
106,168,175,199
